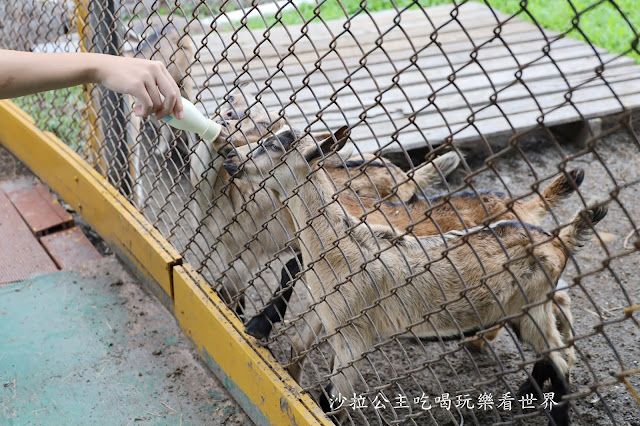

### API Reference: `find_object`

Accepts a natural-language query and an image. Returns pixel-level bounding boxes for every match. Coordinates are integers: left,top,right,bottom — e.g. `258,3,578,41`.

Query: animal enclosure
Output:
2,0,640,424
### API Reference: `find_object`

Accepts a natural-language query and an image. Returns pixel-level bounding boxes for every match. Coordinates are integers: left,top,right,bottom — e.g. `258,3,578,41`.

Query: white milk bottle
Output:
160,98,222,142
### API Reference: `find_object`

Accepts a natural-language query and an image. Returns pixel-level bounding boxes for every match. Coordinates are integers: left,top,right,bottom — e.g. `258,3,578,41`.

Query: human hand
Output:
92,55,183,119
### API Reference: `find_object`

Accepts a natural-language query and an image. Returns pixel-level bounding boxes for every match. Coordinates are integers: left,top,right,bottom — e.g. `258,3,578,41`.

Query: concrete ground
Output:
0,146,249,425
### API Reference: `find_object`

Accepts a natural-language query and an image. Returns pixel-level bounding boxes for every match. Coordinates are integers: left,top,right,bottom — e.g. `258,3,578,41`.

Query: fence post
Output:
75,0,131,196
74,0,105,173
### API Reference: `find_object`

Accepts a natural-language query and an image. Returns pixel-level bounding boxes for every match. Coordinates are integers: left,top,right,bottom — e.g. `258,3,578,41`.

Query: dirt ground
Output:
0,146,249,425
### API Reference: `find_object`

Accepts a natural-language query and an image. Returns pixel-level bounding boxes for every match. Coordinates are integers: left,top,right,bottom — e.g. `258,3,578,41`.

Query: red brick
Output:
39,226,102,270
1,178,73,236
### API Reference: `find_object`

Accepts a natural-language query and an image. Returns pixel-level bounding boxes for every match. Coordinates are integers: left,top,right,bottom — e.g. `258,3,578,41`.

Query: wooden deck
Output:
189,2,640,153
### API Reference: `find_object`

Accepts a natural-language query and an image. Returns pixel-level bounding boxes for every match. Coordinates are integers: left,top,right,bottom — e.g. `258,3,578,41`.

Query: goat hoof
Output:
520,379,569,426
569,168,585,188
245,315,272,340
319,385,342,425
319,392,332,413
233,298,246,319
518,378,540,398
319,383,336,412
464,339,488,353
549,408,570,426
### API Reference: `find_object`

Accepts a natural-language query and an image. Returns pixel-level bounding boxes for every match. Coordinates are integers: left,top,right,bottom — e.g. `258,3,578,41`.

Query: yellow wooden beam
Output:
173,264,331,426
0,99,180,301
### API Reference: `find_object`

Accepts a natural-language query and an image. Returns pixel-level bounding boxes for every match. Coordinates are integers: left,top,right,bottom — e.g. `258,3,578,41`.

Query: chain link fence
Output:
3,0,640,424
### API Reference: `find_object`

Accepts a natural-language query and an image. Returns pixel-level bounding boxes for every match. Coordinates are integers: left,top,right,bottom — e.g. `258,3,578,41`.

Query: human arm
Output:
0,50,183,119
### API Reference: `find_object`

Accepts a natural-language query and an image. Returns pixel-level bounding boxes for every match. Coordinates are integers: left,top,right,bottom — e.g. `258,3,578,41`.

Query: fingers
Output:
154,63,182,120
144,77,163,116
132,85,154,118
101,56,183,119
161,65,183,119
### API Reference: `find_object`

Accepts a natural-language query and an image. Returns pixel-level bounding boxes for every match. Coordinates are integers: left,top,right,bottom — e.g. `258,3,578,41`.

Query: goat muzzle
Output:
223,151,240,175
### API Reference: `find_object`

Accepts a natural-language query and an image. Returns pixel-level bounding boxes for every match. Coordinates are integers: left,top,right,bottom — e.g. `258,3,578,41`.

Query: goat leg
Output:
245,253,302,340
288,313,324,383
518,359,570,426
514,302,572,426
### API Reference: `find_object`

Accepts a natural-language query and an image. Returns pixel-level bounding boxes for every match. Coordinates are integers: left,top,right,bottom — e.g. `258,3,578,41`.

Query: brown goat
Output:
224,126,606,426
247,153,583,357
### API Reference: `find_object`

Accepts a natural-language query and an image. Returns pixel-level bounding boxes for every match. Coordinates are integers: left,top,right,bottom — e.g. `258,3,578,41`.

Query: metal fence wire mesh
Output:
3,0,640,424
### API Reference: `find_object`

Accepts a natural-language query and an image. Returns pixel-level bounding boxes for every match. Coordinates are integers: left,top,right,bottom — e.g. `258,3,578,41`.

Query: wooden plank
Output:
195,36,618,116
197,17,537,78
259,42,620,119
193,6,497,74
195,15,529,79
194,20,569,83
217,64,639,153
39,226,103,269
290,64,640,132
195,35,588,97
235,53,633,123
324,67,640,149
195,55,639,152
196,22,588,110
192,23,557,85
350,88,640,153
202,1,489,48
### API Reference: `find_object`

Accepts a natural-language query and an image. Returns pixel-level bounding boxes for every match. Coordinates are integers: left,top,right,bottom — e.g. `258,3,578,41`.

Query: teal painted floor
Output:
0,261,248,425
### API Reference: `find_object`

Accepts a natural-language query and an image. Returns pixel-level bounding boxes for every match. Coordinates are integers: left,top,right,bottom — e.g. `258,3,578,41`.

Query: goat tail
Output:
413,151,460,189
543,168,585,206
523,168,585,213
559,204,608,253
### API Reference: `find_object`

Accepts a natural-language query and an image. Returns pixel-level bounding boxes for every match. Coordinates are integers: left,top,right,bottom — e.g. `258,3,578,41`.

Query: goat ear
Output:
311,132,332,141
319,126,350,155
271,117,286,132
305,126,350,163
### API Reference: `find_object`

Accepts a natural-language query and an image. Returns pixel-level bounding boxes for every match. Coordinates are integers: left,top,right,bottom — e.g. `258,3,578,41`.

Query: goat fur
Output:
189,87,459,314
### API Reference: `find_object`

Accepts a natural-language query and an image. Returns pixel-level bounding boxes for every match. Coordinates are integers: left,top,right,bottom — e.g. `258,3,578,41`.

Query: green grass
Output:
243,0,452,29
214,0,639,62
13,87,86,152
484,0,640,62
